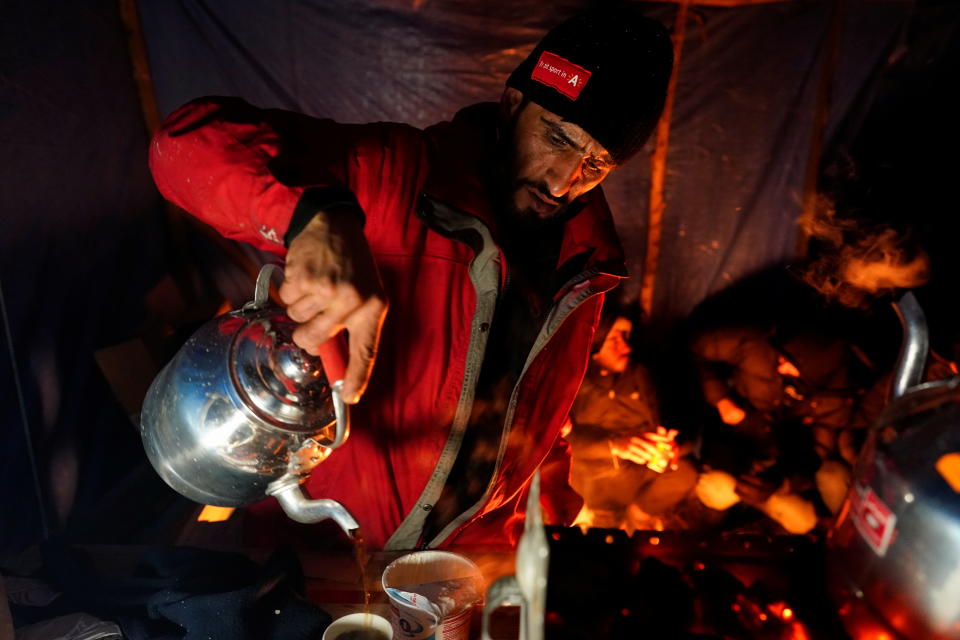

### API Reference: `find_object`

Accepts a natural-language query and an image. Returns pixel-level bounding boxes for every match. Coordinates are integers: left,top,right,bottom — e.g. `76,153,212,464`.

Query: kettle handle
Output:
246,262,282,311
889,291,929,402
318,332,350,450
327,379,350,449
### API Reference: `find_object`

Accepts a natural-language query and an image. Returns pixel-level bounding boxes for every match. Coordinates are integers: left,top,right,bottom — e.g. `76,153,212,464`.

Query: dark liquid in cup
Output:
336,630,389,640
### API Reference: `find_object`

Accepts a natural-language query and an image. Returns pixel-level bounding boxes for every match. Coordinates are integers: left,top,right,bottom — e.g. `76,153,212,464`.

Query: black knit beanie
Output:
506,5,673,164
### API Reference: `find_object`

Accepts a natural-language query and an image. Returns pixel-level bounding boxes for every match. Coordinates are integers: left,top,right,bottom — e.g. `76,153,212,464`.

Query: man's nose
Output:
546,155,583,198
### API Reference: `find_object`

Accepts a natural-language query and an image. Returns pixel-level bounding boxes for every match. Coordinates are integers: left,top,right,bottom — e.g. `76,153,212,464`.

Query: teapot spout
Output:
267,475,360,536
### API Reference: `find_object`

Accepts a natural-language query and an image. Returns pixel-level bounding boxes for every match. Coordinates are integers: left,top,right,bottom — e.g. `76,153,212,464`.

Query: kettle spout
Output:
266,475,360,537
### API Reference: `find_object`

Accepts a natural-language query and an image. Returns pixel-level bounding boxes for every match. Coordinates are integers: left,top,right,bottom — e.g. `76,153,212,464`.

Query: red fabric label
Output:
530,51,591,100
851,485,897,556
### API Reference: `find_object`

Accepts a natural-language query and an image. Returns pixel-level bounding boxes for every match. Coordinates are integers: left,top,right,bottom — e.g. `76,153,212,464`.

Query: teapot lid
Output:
230,308,337,434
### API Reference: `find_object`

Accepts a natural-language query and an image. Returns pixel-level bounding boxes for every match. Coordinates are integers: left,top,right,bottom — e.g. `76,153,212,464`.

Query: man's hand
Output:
280,210,387,404
609,426,679,472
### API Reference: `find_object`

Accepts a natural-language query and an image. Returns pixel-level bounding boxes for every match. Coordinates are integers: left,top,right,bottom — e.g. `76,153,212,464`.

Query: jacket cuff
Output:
284,186,365,247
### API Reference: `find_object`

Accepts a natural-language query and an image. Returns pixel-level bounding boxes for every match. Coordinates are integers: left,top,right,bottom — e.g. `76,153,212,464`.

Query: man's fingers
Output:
281,272,339,321
290,293,353,353
280,213,385,400
285,292,325,323
292,305,351,355
278,279,302,306
341,296,388,404
289,285,365,350
279,258,312,305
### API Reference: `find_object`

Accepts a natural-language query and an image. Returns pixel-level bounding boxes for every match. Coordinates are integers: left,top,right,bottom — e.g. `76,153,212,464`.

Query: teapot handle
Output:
890,291,928,402
244,262,282,311
318,331,350,449
327,379,350,449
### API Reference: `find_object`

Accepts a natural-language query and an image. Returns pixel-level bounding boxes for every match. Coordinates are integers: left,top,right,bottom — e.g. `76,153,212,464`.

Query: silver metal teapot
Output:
828,292,960,639
140,264,359,534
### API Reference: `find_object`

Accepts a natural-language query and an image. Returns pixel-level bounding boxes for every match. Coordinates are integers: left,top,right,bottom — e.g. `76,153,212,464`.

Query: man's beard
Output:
512,178,573,219
494,117,575,244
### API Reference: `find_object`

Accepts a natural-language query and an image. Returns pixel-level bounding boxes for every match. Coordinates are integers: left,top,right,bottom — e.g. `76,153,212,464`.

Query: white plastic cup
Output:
322,612,394,640
381,550,483,640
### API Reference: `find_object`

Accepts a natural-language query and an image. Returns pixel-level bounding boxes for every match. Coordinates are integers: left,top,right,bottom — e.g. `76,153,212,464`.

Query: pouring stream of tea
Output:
351,528,372,611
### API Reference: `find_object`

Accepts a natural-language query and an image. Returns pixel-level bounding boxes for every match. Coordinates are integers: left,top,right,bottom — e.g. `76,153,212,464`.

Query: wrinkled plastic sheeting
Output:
1,0,168,552
649,1,908,321
14,613,122,640
139,0,599,125
138,0,908,320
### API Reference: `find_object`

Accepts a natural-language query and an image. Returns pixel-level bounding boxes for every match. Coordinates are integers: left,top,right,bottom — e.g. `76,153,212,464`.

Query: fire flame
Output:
197,505,235,522
571,504,664,534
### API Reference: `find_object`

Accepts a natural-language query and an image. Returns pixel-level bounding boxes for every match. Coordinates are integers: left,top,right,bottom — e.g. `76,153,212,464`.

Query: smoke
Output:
840,234,929,291
799,197,929,308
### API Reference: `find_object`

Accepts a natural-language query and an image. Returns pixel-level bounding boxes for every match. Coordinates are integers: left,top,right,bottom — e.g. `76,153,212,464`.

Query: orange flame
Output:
197,505,235,522
789,620,812,640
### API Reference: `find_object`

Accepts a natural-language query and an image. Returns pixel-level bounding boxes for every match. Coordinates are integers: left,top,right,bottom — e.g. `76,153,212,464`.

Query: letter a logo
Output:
531,52,591,100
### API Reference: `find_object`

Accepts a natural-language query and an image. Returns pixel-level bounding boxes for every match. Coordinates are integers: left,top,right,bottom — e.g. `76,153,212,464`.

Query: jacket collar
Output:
422,102,627,279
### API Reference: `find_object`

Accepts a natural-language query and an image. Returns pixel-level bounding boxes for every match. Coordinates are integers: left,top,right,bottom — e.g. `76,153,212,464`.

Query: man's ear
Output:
500,87,525,120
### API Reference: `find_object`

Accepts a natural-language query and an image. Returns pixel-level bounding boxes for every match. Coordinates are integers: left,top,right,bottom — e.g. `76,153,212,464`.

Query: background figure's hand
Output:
716,396,746,425
280,210,387,404
761,491,818,534
695,469,741,511
609,426,679,473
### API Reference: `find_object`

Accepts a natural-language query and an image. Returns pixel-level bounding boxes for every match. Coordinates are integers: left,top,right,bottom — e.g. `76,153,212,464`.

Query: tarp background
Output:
2,0,168,552
137,0,908,318
2,0,947,551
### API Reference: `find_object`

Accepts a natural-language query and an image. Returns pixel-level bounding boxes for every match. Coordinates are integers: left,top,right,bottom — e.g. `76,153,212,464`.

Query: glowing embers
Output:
196,504,235,522
936,452,960,493
572,504,665,535
776,356,801,378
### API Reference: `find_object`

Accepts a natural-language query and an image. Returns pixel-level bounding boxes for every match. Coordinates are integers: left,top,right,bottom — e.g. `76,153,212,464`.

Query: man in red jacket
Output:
150,5,673,550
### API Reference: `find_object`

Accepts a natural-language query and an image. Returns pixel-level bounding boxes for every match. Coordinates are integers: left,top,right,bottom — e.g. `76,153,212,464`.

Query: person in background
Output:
686,272,891,534
565,302,697,531
149,6,674,549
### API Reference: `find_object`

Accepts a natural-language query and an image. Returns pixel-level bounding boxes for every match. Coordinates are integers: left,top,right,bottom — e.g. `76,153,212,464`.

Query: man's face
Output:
501,89,617,222
593,316,633,373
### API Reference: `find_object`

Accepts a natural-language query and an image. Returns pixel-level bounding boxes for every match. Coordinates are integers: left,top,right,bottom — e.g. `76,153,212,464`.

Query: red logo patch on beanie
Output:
531,51,591,100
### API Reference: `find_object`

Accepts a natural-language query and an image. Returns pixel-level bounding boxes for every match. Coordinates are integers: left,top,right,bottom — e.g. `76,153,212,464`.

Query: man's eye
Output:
548,134,567,147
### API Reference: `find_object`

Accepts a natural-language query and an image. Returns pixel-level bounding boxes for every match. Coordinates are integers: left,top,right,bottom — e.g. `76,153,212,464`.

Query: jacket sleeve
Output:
148,96,426,255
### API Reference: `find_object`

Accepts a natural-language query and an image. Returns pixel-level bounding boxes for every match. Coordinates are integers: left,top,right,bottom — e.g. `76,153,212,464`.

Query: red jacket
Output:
150,97,626,550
